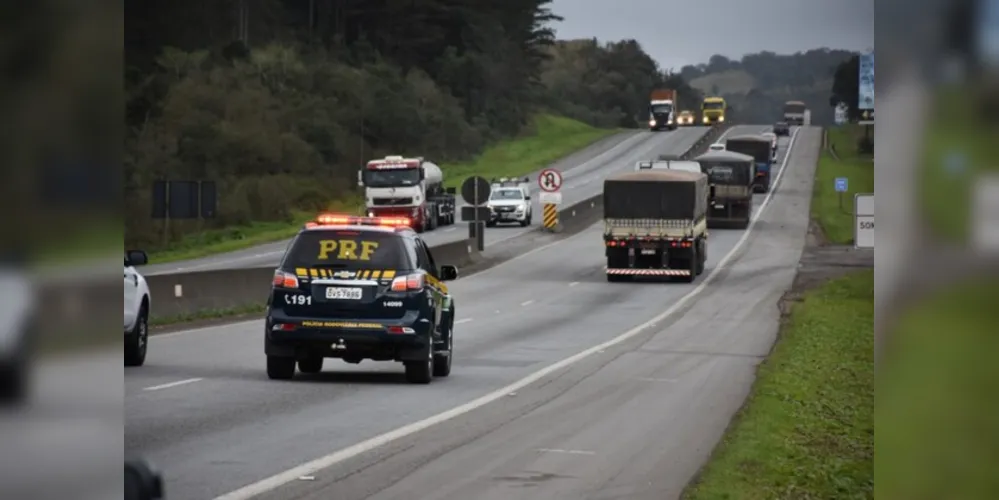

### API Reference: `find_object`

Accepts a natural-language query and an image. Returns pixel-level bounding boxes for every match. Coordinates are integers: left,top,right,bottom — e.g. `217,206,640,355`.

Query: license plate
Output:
715,204,725,209
325,287,363,300
640,249,656,255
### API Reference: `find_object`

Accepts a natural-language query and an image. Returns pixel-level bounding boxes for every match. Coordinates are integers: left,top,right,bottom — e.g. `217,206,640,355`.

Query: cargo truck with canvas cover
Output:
694,150,756,229
602,170,708,283
358,156,457,233
724,135,774,193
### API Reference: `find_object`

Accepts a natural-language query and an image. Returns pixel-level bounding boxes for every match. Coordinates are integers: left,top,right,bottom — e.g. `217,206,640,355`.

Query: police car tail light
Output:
387,326,415,334
273,270,299,288
390,273,424,292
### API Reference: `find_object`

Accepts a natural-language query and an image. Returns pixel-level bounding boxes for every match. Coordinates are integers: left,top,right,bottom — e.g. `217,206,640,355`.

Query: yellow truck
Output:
701,97,726,125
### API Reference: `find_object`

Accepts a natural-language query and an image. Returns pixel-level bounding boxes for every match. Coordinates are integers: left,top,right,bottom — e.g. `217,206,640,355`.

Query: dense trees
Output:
124,1,691,249
680,48,857,124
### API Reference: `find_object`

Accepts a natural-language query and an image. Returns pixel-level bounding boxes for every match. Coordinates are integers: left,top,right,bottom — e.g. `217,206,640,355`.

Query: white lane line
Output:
212,127,803,500
143,378,203,392
537,448,596,456
454,318,474,325
568,281,579,287
520,300,535,307
637,377,678,383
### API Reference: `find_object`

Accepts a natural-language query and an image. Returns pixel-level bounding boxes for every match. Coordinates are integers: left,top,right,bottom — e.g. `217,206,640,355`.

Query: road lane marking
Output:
637,377,678,383
212,126,803,500
568,281,579,287
454,318,474,325
520,300,534,307
537,448,595,455
143,378,203,391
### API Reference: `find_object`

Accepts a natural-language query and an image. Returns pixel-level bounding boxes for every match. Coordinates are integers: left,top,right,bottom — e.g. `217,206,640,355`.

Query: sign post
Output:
538,168,563,232
835,177,849,212
460,176,491,251
854,193,873,248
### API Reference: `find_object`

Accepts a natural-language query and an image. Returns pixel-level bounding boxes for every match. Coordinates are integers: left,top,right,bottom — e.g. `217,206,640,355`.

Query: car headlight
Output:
719,116,725,122
648,119,656,127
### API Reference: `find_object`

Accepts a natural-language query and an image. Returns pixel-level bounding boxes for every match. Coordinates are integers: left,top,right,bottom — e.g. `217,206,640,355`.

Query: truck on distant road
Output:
701,96,726,125
602,170,708,283
783,100,807,125
648,89,678,131
725,135,774,193
694,150,756,229
358,155,456,233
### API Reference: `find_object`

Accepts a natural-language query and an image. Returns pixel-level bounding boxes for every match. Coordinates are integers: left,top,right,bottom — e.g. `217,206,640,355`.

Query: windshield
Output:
362,168,420,188
650,104,673,114
282,230,411,270
707,165,735,183
490,188,524,201
784,103,806,114
702,101,724,110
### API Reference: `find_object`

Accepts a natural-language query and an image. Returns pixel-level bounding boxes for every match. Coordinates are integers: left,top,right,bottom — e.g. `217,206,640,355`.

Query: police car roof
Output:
694,150,755,163
726,134,770,143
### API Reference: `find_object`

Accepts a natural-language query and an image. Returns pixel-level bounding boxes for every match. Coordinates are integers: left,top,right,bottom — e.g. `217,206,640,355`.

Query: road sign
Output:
835,177,848,193
461,206,491,222
538,168,563,192
539,191,562,205
854,193,873,248
542,203,558,230
460,176,491,205
858,52,874,111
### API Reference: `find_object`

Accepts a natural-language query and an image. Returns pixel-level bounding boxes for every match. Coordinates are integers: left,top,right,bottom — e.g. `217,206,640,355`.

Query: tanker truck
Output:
357,155,457,233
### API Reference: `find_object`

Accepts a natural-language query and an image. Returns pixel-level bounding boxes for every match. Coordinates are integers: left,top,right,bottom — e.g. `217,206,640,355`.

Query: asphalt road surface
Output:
125,125,817,500
142,127,713,276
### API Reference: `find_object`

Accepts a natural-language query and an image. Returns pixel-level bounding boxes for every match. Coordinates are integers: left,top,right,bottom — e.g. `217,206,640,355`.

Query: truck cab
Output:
724,135,774,193
783,100,807,125
701,97,726,125
358,156,456,233
648,89,677,131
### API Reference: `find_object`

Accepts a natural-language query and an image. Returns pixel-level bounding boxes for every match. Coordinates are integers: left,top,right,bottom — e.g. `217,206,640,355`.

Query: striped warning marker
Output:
605,268,691,276
542,203,558,230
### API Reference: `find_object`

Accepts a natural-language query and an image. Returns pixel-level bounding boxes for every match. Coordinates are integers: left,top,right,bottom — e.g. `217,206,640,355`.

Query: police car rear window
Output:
282,230,412,270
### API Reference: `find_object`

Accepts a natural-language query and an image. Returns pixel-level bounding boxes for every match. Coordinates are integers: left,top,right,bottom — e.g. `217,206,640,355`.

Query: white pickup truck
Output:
124,250,151,367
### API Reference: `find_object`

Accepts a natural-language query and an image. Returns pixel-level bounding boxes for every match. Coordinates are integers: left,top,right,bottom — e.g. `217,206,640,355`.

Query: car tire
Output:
405,344,433,384
298,356,323,374
0,356,27,405
125,304,148,367
432,330,452,378
267,356,296,380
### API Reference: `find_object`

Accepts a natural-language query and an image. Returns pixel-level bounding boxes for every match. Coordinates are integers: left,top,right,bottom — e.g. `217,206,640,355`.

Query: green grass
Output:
919,87,995,242
811,125,874,243
150,303,267,327
876,278,999,499
146,114,615,264
683,270,874,500
441,113,619,188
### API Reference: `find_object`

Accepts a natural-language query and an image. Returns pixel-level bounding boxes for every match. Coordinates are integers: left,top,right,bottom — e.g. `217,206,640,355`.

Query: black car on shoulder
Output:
265,214,458,384
773,121,790,136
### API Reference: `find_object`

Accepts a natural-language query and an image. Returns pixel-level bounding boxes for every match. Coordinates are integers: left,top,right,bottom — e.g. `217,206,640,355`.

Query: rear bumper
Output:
265,310,432,361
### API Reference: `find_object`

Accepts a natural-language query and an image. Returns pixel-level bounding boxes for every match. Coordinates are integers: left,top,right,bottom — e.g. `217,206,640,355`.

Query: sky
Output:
548,0,875,70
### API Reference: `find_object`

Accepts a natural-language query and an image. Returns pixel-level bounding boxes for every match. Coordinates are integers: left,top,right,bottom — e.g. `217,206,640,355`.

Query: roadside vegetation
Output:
683,270,874,499
811,124,874,243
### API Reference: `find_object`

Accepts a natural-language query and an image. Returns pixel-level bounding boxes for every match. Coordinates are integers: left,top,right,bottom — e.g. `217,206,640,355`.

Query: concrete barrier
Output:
144,238,480,322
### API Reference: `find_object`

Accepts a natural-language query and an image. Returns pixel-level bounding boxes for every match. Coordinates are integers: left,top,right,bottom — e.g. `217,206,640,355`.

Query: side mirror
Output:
418,168,426,181
125,459,164,500
525,195,531,200
439,265,459,282
445,187,456,195
356,170,364,187
126,250,148,267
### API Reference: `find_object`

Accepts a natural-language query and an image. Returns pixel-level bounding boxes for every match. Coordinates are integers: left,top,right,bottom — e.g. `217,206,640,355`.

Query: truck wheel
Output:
298,356,323,374
405,344,433,384
125,304,148,367
684,248,698,283
267,356,296,380
696,240,707,275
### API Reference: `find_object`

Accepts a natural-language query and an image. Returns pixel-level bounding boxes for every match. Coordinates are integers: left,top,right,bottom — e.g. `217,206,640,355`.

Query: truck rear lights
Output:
668,240,693,248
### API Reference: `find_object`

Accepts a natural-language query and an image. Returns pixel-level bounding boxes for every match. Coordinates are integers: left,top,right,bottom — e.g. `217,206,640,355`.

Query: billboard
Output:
858,52,874,110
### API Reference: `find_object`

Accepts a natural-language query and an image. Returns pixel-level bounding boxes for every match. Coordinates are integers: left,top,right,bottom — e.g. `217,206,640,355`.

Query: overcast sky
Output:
548,0,875,70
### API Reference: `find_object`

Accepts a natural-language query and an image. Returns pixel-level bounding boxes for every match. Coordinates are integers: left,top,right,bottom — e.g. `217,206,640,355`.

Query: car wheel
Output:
433,332,452,378
267,356,296,380
405,343,433,384
125,304,148,367
298,356,323,374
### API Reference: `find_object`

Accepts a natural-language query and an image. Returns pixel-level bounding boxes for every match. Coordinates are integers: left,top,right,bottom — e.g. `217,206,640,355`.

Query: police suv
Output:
265,214,458,384
486,177,532,227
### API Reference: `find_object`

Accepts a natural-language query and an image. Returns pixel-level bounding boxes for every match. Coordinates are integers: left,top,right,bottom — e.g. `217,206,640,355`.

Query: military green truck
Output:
602,170,709,283
694,150,756,229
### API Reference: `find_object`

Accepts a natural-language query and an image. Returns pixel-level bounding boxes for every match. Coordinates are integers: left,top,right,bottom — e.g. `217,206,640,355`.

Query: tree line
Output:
125,0,692,248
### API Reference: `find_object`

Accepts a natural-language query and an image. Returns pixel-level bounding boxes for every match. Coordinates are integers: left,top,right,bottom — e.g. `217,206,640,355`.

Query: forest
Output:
125,0,694,248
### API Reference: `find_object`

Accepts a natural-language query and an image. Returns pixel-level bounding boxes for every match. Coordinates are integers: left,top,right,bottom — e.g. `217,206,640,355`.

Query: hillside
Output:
681,49,857,125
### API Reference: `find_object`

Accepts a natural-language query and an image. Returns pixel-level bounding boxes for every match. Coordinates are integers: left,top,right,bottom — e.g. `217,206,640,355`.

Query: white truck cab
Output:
124,250,151,366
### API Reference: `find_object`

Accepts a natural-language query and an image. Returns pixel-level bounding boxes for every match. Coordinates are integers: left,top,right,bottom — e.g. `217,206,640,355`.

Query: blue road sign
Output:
835,177,848,192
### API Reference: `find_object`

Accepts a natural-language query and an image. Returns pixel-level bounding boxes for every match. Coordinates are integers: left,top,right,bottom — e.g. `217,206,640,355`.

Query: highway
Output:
124,125,818,500
142,127,713,276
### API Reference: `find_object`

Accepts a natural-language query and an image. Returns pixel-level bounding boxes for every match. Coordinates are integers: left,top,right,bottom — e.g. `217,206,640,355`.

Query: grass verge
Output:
442,113,620,188
876,278,999,499
811,125,874,244
683,270,874,500
150,303,267,327
919,87,995,243
147,114,617,265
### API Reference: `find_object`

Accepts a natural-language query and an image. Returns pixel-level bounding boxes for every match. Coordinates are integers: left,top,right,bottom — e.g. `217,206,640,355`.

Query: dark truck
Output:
602,170,709,283
725,134,774,193
694,150,756,229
